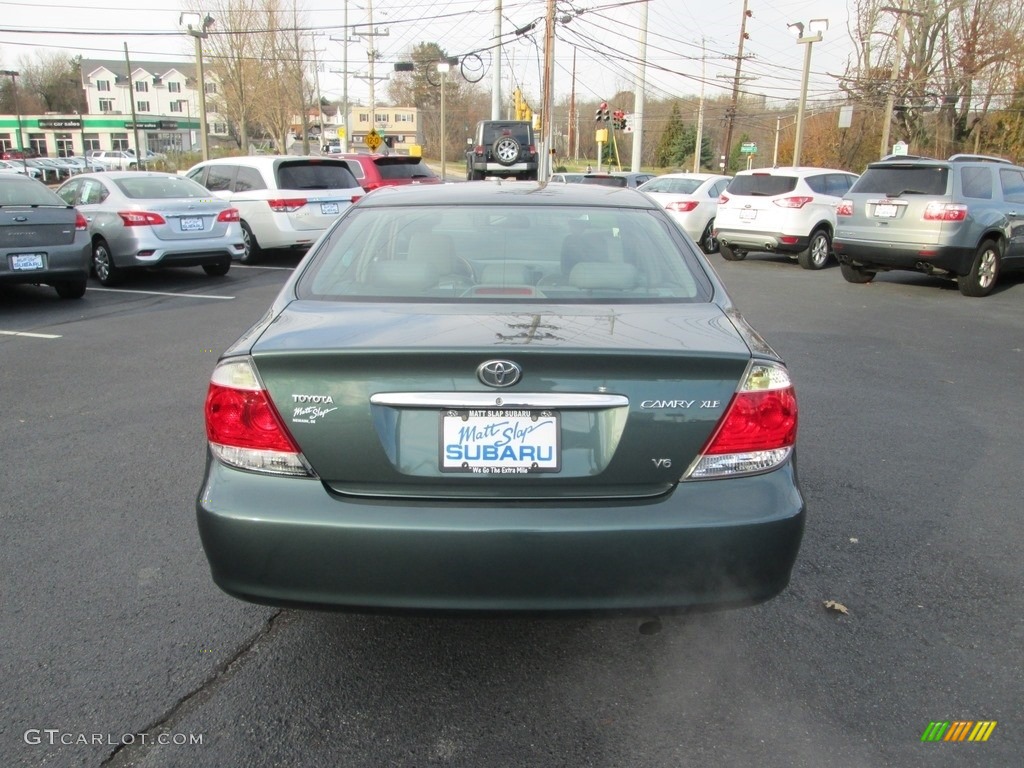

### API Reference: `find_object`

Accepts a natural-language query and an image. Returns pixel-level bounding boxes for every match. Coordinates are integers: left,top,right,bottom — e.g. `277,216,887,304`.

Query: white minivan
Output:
186,156,363,262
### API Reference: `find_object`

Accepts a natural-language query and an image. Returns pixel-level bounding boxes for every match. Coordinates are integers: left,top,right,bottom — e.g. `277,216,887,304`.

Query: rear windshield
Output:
481,123,532,141
0,176,67,206
726,174,798,196
297,205,712,303
641,178,704,194
114,175,212,199
851,166,949,196
374,158,438,181
580,175,627,188
276,160,358,190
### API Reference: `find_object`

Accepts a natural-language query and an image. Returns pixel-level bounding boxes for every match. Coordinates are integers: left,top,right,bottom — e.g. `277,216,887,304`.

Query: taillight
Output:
718,193,730,204
474,145,484,156
118,210,166,226
527,144,536,154
267,198,307,213
216,207,240,222
773,196,814,209
74,212,88,231
350,194,363,203
923,202,967,221
204,359,310,476
666,201,699,212
683,361,797,480
836,199,854,216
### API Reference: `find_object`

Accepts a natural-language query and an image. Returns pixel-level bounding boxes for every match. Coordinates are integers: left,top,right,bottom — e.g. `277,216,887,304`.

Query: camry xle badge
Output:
477,360,522,388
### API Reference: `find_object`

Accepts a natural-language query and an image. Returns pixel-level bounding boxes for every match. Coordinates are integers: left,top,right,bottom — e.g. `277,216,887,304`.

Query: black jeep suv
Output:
466,121,539,181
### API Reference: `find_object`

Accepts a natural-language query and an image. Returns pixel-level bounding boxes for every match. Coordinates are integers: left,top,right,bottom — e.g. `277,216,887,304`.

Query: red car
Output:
330,153,441,192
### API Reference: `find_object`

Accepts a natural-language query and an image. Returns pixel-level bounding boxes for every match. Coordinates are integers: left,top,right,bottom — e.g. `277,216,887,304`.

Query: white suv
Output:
89,150,139,170
186,156,363,263
714,167,858,269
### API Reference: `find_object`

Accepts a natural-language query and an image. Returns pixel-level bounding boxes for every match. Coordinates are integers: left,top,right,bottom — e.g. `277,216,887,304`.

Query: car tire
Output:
798,228,831,270
492,136,521,166
240,221,262,264
92,239,123,286
699,219,718,254
53,279,87,299
719,244,746,261
840,263,876,284
203,259,231,277
958,239,1001,297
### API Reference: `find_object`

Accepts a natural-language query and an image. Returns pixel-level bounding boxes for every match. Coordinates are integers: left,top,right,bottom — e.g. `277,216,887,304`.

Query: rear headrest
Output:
568,261,638,290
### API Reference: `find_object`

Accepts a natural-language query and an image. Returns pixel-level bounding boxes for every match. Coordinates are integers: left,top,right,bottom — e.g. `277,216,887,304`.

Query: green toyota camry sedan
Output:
197,181,805,614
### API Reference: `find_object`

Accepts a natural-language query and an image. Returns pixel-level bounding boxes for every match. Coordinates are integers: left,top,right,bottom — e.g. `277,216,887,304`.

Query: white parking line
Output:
89,287,235,300
0,330,62,339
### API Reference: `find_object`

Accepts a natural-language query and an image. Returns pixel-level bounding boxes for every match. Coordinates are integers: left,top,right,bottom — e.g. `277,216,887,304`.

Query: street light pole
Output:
788,18,827,168
181,12,215,161
437,61,450,181
1,70,27,173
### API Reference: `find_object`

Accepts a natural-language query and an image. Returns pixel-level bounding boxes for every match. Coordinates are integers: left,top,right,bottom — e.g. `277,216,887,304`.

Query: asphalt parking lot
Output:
1,251,1021,768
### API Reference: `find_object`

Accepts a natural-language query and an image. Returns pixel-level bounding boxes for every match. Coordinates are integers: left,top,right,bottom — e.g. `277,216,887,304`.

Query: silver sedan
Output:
56,172,245,285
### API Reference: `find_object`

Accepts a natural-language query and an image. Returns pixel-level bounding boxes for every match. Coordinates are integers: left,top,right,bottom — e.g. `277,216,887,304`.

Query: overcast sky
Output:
0,0,853,113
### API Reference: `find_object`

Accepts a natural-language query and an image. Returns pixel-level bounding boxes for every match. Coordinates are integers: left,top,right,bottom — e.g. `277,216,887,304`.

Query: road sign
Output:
365,130,382,151
740,142,757,154
892,140,908,156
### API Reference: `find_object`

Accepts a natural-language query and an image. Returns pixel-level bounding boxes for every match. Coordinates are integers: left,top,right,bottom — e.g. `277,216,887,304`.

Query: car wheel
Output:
798,229,831,270
492,136,521,166
53,279,87,299
203,259,231,277
699,220,718,254
719,244,746,261
92,239,123,286
959,239,1001,297
840,263,876,284
240,221,262,264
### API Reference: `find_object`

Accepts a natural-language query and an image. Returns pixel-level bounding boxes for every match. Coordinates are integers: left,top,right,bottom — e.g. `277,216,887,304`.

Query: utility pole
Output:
329,1,353,152
123,44,143,164
722,0,751,173
568,47,577,160
879,0,909,158
630,0,648,172
354,0,389,144
540,0,556,179
693,39,706,173
491,1,502,120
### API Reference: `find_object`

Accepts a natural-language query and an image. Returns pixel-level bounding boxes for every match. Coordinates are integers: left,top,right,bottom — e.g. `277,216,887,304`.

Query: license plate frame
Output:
440,408,561,474
320,202,340,215
739,209,756,222
180,216,204,232
10,253,45,271
874,203,898,218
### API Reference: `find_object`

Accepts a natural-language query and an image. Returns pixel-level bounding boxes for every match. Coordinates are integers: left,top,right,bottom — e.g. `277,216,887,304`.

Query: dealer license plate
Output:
180,217,204,231
441,409,560,474
739,209,756,221
320,202,340,215
11,253,45,271
874,203,898,218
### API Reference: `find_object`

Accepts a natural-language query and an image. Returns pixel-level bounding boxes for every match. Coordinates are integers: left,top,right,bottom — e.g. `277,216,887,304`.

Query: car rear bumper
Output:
832,238,973,275
197,457,806,614
715,228,808,255
1,245,90,283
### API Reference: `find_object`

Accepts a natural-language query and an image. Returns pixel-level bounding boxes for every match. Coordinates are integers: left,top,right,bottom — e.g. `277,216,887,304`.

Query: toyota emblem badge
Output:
477,360,522,388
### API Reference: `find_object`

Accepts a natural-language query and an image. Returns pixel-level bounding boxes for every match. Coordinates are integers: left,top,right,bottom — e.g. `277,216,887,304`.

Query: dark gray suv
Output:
833,154,1024,296
466,121,538,181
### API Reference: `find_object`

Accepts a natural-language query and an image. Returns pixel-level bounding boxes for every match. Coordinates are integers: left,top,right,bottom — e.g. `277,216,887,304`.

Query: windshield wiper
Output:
886,189,930,197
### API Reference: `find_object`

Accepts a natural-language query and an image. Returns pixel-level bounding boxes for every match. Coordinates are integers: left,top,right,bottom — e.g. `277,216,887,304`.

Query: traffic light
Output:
612,109,625,130
595,101,609,122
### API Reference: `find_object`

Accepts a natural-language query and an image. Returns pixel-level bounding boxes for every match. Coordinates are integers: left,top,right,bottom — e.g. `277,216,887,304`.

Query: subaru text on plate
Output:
197,182,805,614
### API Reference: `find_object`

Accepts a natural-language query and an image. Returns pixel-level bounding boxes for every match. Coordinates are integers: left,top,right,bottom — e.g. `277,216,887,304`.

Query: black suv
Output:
833,154,1024,296
466,121,538,181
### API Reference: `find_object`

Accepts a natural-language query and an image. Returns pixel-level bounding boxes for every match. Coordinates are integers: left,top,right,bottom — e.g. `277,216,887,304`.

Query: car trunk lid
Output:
247,301,753,499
